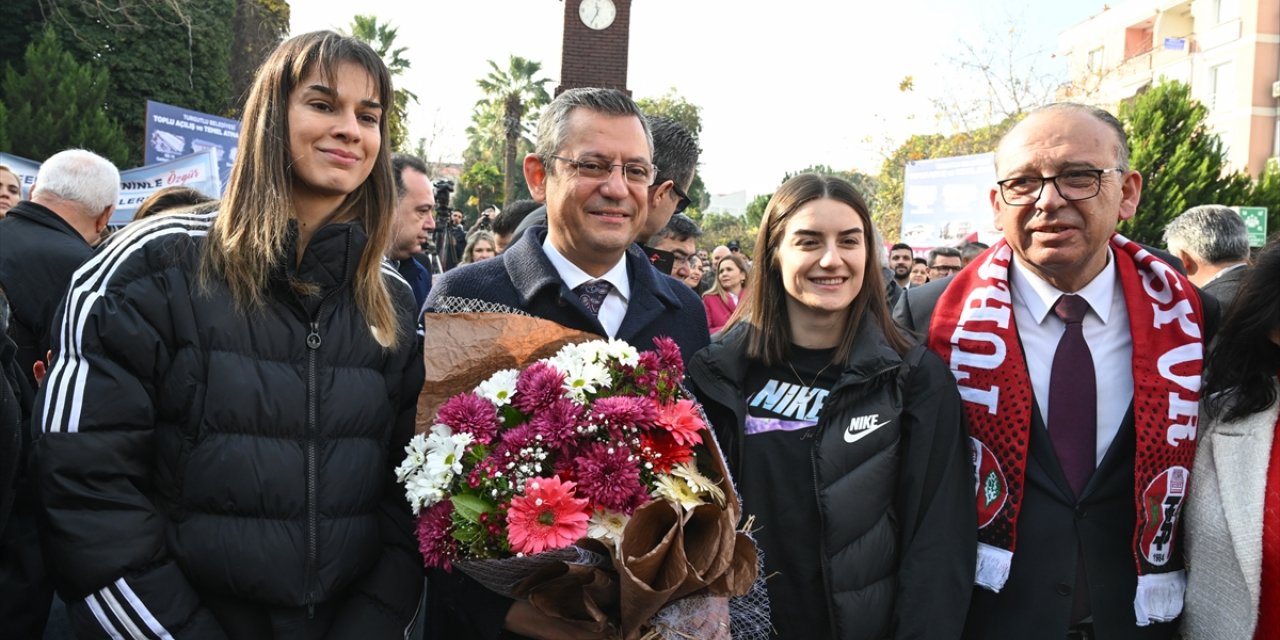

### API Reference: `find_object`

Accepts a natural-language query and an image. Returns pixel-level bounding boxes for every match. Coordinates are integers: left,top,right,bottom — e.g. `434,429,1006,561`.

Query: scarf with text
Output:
927,235,1204,625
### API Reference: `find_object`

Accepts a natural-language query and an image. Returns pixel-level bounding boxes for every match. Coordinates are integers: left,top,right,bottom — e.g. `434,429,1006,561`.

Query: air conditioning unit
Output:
1273,80,1280,98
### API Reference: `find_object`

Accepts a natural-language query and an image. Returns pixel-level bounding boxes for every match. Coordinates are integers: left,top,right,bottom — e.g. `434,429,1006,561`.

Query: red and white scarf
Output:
927,234,1204,625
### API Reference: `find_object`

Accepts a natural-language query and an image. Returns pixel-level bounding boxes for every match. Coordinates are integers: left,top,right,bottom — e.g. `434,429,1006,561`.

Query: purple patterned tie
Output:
1048,294,1096,497
574,280,613,316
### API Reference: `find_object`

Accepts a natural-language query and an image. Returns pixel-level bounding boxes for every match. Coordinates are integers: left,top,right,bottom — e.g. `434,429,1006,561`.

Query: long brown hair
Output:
200,31,401,348
729,173,910,365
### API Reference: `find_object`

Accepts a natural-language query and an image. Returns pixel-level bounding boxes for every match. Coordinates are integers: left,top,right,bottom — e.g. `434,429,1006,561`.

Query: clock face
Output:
579,0,617,30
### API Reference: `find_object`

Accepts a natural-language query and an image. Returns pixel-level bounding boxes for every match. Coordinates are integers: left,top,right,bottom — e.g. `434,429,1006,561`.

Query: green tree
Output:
229,0,290,116
347,15,416,151
1118,81,1252,245
43,0,234,166
476,56,552,207
2,28,129,165
1244,159,1280,239
458,161,502,218
636,89,709,210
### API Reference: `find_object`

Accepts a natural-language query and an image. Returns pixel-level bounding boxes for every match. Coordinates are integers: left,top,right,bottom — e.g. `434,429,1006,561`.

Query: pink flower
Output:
417,500,457,571
656,399,705,447
592,396,658,436
507,477,590,554
651,336,685,376
514,362,566,414
529,398,584,449
436,393,501,444
573,442,649,514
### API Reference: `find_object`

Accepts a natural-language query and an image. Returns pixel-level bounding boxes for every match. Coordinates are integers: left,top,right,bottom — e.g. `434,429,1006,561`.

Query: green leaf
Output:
451,493,495,524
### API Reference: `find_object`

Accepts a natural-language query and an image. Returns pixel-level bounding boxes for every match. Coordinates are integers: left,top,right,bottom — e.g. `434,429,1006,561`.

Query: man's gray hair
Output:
648,213,702,245
996,103,1130,173
534,88,653,173
1164,205,1250,264
34,149,120,213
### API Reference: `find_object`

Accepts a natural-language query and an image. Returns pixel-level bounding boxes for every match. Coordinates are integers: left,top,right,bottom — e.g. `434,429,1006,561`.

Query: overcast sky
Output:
290,1,1106,199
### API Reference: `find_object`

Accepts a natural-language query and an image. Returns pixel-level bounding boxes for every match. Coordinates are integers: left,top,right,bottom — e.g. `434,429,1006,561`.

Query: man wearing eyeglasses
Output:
423,89,712,639
894,103,1217,640
926,246,963,280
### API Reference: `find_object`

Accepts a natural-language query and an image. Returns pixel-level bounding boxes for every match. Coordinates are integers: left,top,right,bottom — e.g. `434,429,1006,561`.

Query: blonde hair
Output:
200,31,401,348
462,229,497,264
704,253,749,306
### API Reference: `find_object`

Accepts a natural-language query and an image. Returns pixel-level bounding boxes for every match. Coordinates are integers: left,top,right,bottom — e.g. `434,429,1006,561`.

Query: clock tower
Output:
557,0,633,96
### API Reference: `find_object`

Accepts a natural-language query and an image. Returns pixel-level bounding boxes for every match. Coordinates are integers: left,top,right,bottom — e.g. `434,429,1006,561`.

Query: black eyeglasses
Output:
996,168,1124,206
549,155,657,186
669,181,691,214
929,264,961,274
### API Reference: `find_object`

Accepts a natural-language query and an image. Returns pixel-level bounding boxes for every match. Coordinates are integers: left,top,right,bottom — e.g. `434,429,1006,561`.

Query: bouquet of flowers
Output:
399,323,760,639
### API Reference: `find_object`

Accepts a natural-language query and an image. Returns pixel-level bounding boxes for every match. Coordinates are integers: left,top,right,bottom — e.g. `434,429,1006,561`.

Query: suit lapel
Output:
615,247,679,343
1209,403,1277,602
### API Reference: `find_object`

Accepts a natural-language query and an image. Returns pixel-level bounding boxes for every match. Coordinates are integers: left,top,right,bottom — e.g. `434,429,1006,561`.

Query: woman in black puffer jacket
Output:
30,32,423,639
687,174,974,640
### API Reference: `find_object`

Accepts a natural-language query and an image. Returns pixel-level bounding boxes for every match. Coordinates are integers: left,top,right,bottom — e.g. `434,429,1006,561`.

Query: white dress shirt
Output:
541,237,631,339
1009,250,1134,466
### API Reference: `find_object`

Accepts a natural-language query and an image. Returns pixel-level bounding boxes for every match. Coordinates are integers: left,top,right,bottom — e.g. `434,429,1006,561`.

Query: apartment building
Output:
1058,0,1279,176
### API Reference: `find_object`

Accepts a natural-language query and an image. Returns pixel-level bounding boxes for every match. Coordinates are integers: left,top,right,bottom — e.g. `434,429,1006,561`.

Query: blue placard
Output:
1163,37,1187,51
144,100,240,191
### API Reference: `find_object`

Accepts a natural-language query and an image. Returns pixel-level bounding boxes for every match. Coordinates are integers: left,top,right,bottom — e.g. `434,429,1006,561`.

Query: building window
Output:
1087,47,1104,73
1215,0,1240,23
1210,62,1234,113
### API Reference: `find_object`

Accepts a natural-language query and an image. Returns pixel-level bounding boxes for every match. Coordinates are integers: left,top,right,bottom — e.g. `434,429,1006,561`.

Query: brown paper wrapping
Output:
418,313,601,432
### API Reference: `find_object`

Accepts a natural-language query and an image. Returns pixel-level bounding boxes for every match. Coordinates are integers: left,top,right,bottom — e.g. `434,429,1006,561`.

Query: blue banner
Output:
0,152,40,199
900,152,1000,248
144,100,240,190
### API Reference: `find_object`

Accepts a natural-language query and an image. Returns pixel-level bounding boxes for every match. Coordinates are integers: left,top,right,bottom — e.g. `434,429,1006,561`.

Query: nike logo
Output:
844,413,891,444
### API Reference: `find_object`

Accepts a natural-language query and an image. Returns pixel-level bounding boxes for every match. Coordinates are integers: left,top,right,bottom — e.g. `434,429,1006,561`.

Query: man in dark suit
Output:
1163,204,1250,309
424,88,710,640
894,103,1215,640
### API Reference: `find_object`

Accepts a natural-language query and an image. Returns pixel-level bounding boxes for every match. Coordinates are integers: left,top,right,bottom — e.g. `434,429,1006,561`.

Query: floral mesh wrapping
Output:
455,546,609,597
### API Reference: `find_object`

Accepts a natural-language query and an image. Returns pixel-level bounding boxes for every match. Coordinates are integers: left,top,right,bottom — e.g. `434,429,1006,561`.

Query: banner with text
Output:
145,100,240,190
900,152,999,248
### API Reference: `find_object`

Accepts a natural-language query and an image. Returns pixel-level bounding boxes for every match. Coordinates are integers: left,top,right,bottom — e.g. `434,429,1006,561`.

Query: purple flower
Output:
417,500,457,571
592,396,658,436
514,362,566,414
436,393,501,444
573,441,648,515
529,398,584,449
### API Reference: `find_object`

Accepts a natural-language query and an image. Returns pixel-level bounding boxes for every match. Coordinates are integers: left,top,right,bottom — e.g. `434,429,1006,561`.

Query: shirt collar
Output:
540,236,631,302
1208,261,1248,282
1010,248,1116,325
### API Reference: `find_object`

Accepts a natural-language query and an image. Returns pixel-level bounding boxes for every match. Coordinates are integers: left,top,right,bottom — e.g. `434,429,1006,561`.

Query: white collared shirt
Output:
1207,261,1247,283
1009,250,1134,466
541,237,631,339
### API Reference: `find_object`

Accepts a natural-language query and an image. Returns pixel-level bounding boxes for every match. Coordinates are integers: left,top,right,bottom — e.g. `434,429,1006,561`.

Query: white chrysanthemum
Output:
672,461,726,506
561,359,612,401
652,475,706,511
586,509,630,545
476,369,520,406
395,433,430,482
604,339,640,367
424,430,472,477
405,468,448,515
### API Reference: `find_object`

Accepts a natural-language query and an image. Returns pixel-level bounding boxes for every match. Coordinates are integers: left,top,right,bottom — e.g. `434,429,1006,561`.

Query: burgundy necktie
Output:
1048,294,1096,497
574,280,613,316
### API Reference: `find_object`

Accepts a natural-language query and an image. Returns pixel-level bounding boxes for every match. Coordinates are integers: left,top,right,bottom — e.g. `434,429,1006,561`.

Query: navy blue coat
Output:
425,226,710,364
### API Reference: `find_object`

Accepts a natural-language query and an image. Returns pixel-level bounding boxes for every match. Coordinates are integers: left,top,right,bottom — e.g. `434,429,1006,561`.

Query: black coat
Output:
0,200,95,399
1202,264,1247,311
31,211,424,639
687,319,975,640
892,260,1218,640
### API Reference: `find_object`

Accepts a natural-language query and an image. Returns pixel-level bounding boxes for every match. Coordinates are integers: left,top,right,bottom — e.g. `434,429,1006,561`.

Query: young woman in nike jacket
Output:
30,32,423,638
687,173,975,640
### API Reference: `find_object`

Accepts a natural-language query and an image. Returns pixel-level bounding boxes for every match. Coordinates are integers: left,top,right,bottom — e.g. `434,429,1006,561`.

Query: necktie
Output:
574,280,613,316
1048,294,1097,497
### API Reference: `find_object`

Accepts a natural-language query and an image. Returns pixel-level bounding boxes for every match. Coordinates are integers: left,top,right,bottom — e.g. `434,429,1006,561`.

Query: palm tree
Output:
348,15,417,150
476,56,551,206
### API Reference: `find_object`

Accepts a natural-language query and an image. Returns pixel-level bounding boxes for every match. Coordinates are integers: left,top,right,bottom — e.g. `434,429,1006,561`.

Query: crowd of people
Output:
0,29,1275,640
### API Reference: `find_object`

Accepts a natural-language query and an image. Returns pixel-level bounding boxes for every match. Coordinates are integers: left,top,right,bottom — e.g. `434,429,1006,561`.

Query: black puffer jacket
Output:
687,318,975,640
32,210,424,639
